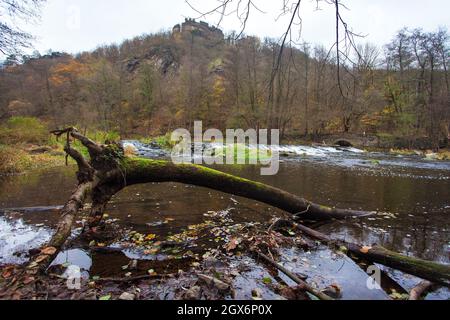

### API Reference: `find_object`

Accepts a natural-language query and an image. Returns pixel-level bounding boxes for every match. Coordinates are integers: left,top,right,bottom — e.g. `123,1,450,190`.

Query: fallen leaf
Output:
360,246,372,254
99,295,111,301
251,288,263,300
23,276,35,285
12,292,22,300
41,247,57,255
145,234,156,241
226,237,241,252
35,255,48,263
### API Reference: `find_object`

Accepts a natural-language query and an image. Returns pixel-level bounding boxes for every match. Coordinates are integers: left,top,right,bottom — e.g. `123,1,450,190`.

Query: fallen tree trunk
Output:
288,222,450,287
409,281,435,300
121,157,374,221
18,128,374,274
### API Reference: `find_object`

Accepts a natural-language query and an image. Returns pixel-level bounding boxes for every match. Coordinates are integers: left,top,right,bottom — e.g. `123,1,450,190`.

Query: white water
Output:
0,216,52,264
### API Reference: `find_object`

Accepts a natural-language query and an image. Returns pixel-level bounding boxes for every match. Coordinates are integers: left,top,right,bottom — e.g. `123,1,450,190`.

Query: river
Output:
0,142,449,299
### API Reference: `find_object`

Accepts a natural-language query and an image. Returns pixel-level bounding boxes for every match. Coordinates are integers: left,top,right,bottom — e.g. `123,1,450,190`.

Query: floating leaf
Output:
251,288,263,300
145,234,157,241
338,246,348,254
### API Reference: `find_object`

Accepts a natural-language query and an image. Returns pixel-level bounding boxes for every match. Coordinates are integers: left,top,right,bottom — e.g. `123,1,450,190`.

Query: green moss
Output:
139,134,175,149
205,143,273,164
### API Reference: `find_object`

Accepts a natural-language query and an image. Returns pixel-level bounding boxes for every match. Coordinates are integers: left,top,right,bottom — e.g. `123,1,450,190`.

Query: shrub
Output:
0,145,33,175
0,117,48,145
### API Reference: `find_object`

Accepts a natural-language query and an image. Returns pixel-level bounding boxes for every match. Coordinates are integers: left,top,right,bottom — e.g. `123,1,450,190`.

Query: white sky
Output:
13,0,450,56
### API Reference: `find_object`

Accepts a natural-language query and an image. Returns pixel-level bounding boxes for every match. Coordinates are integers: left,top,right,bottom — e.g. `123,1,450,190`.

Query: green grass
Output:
0,117,121,174
0,117,48,145
0,145,33,175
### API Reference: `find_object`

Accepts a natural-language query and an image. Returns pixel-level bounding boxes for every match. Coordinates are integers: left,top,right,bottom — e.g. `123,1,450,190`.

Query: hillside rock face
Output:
125,19,225,76
126,45,180,74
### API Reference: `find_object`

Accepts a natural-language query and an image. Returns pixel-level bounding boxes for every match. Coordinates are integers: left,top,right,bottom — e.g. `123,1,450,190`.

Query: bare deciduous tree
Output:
0,0,46,56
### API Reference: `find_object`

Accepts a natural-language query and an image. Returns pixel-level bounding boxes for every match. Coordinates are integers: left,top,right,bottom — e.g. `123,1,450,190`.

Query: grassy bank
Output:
0,117,123,175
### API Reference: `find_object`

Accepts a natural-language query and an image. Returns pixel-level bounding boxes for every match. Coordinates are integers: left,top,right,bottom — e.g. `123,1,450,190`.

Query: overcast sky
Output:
15,0,450,56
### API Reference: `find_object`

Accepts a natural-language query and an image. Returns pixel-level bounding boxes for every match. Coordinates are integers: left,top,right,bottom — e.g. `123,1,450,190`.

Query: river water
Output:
0,142,449,299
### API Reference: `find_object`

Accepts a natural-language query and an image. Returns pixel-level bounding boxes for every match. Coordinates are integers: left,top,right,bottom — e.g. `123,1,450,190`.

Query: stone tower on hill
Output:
172,18,224,40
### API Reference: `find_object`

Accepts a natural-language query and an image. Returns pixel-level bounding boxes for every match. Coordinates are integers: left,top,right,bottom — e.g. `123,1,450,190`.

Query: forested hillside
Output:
1,20,449,148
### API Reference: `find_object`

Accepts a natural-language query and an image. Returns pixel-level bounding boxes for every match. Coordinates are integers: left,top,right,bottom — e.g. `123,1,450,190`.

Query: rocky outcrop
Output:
126,45,180,74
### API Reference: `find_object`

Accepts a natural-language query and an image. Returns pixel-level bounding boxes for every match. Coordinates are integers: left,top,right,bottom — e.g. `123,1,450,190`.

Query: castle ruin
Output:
172,18,224,40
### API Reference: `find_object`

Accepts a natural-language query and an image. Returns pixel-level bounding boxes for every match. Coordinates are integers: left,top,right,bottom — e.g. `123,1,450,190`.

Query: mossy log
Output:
121,157,374,221
290,222,450,287
23,128,373,274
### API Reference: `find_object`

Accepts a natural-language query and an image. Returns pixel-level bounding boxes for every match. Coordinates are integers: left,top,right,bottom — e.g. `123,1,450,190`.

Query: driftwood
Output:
409,281,435,300
254,251,333,300
279,221,450,287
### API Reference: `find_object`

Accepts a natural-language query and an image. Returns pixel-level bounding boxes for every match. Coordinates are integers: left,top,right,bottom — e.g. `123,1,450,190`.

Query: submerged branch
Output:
287,221,450,287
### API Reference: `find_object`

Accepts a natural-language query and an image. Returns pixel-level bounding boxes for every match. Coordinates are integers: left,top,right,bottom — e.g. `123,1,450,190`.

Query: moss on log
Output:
292,223,450,287
121,157,374,221
353,245,450,287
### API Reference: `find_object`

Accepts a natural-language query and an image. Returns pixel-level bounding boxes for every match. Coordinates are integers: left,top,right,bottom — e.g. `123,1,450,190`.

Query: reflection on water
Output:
0,215,52,264
0,144,449,299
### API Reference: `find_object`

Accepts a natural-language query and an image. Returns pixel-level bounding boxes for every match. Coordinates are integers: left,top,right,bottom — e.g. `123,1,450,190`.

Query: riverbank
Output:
0,137,448,300
0,144,66,176
1,125,450,177
284,133,449,152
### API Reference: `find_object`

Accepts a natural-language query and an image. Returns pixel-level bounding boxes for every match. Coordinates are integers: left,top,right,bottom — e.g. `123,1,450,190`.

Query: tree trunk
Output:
291,222,450,287
121,158,374,221
22,128,374,274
